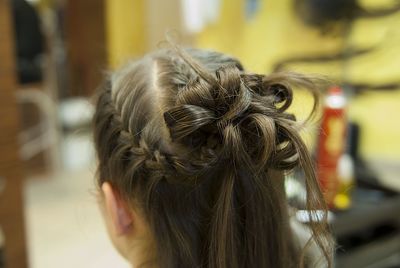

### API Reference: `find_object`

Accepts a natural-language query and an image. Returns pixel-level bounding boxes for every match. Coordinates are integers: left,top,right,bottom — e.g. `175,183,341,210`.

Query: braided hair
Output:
93,47,333,268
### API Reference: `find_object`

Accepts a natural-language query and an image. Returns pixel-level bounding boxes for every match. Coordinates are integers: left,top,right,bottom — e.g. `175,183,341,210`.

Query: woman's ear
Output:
101,182,133,236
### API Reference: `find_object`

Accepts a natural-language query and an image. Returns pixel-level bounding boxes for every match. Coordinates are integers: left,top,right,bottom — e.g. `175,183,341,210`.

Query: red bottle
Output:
316,86,347,208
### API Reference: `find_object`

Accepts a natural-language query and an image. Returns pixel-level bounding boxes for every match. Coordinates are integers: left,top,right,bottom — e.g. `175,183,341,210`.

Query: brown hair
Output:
93,47,333,268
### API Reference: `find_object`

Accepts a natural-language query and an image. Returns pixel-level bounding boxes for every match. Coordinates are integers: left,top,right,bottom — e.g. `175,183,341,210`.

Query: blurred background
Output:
0,0,399,267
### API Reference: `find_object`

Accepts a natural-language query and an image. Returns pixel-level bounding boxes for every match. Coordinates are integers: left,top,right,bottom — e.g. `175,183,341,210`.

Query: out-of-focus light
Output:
296,210,335,223
26,0,40,4
181,0,220,33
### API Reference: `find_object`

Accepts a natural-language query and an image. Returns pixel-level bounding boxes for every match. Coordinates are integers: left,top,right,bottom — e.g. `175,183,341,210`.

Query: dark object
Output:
294,0,400,30
273,46,375,72
347,81,400,93
346,122,398,193
12,0,44,83
346,122,359,160
273,52,400,92
0,248,4,268
0,226,4,268
296,0,359,25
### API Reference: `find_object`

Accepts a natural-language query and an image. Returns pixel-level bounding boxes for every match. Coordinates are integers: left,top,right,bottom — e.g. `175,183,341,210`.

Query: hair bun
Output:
163,104,216,141
162,53,311,173
163,65,252,143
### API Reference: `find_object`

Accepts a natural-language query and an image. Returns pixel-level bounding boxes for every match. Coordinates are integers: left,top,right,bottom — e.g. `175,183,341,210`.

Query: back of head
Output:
93,47,333,268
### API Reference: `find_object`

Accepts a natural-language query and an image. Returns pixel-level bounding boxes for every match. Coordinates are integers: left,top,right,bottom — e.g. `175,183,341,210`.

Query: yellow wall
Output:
196,0,400,161
105,0,185,69
104,0,400,161
105,0,147,68
197,0,344,74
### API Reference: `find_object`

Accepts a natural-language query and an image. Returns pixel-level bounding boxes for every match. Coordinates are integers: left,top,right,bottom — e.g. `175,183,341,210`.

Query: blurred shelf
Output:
332,195,400,237
332,189,400,268
336,233,400,268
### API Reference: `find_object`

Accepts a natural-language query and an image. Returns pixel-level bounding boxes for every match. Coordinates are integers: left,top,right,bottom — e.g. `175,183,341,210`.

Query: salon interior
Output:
1,0,400,267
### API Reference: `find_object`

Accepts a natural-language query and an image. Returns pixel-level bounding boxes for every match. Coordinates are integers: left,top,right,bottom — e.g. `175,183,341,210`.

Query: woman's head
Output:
93,47,332,268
